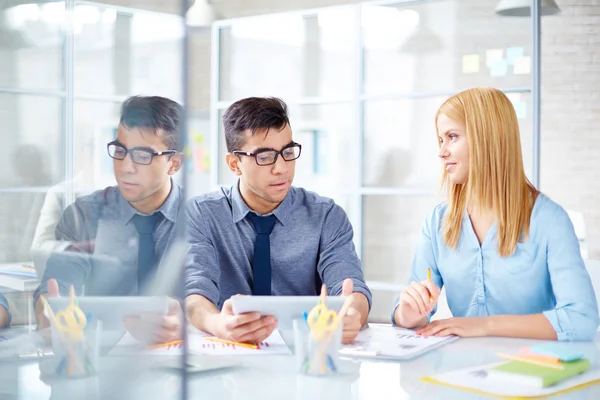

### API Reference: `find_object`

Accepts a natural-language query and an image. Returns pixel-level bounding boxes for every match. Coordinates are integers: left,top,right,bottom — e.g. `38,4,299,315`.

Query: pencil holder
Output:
51,317,102,378
293,317,342,376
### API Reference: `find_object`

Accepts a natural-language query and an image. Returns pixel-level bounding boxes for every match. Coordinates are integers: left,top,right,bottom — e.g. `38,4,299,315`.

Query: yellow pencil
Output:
205,337,260,350
427,268,433,301
496,353,565,370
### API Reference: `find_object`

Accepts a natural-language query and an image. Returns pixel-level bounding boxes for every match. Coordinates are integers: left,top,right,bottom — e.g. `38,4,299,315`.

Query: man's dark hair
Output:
119,96,184,151
222,97,290,152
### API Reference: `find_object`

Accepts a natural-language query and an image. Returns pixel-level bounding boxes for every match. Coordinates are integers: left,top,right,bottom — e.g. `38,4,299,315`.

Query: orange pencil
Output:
146,339,184,350
427,268,433,301
205,337,260,350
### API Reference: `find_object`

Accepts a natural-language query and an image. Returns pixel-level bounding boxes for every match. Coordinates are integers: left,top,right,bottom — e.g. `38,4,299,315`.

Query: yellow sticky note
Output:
462,54,479,74
513,56,531,75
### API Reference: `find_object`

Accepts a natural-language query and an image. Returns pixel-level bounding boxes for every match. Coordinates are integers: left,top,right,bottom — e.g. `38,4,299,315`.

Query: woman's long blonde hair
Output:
436,87,538,257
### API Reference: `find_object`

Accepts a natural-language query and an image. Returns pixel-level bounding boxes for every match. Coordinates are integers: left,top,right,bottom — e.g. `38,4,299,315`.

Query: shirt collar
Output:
231,180,293,226
119,180,182,223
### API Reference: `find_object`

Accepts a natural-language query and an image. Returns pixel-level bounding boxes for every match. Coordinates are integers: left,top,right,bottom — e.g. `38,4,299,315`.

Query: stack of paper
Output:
0,265,38,291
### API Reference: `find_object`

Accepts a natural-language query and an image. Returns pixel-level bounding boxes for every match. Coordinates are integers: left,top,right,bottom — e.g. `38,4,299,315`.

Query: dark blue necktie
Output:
248,213,277,295
132,213,162,290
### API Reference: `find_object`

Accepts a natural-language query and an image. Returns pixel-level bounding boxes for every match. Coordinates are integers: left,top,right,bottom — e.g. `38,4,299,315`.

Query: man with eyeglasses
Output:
33,96,185,344
185,97,371,344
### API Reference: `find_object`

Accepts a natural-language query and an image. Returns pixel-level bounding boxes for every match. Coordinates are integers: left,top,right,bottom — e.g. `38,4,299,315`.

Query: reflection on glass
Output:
218,6,356,101
74,5,183,98
506,92,533,180
0,3,64,90
363,93,533,188
362,195,442,284
362,97,444,189
74,101,120,192
362,0,532,96
0,94,61,263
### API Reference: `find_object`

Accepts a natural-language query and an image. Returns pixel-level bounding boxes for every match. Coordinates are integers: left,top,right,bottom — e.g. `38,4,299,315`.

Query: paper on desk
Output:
110,333,183,356
340,325,457,359
111,330,292,356
188,329,292,356
424,363,600,398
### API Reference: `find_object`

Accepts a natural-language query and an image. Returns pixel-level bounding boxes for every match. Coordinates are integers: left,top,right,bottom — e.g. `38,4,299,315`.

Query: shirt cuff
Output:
351,285,373,310
185,288,220,309
391,298,400,324
33,279,72,306
543,309,575,342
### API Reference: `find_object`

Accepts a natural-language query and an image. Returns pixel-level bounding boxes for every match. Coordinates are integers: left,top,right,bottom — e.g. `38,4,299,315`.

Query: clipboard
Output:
339,324,459,361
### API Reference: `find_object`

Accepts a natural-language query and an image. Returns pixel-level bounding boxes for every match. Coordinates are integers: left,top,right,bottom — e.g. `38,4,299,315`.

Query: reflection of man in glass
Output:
0,292,9,328
185,97,371,344
6,144,52,262
32,96,185,344
30,132,108,277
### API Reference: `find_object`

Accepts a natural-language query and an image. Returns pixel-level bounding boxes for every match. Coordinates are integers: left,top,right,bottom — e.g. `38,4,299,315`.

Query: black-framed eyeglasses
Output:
107,141,177,166
232,143,302,166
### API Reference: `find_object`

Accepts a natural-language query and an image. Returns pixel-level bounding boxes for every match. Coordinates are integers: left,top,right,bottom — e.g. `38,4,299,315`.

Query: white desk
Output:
1,329,600,399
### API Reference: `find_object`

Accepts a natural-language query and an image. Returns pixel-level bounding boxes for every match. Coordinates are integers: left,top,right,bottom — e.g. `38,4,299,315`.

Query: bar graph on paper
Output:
189,330,292,356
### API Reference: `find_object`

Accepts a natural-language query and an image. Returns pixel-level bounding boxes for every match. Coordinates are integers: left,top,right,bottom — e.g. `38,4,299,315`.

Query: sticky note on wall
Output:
490,59,508,77
462,54,479,74
506,47,524,66
514,56,531,75
486,49,504,68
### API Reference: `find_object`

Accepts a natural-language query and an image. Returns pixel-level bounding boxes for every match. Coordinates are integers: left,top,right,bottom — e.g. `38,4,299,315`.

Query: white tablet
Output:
230,295,348,329
48,296,170,331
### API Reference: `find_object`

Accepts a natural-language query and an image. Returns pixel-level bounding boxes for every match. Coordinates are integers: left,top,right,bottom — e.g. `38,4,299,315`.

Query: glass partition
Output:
0,1,187,398
212,0,534,285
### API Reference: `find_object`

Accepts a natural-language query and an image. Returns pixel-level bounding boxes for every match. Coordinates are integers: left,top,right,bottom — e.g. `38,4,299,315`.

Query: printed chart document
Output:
423,362,600,398
339,324,458,361
188,329,292,356
111,329,292,357
109,333,183,356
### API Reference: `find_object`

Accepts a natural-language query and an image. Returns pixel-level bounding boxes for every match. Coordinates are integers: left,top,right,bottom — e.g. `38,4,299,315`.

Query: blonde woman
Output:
392,87,599,341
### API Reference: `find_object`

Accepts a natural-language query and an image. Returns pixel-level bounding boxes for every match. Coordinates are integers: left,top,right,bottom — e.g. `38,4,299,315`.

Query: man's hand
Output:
35,278,61,330
340,279,362,344
207,296,277,344
34,278,61,343
125,298,184,345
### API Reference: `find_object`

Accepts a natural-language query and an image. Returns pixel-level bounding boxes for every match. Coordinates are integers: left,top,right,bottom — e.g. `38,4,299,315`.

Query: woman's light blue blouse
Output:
393,194,599,341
